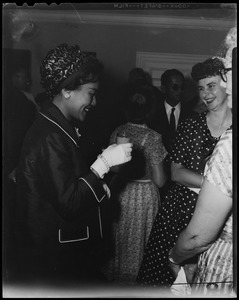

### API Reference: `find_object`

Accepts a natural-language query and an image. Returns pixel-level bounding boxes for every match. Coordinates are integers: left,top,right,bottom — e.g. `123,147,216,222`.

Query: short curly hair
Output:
124,85,155,124
40,44,103,98
191,57,226,82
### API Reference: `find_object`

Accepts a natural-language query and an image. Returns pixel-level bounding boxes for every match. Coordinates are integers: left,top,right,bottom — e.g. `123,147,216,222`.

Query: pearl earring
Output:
65,93,70,99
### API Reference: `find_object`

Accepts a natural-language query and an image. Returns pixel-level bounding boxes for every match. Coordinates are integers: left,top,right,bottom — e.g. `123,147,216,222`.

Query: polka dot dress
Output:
137,111,220,288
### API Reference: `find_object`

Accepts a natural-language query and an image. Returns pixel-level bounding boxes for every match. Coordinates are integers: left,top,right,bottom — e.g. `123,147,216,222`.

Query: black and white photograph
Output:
2,3,237,298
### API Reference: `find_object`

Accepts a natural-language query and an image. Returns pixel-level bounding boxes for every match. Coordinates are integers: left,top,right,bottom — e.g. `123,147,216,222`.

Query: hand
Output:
168,248,181,279
90,143,132,179
102,182,111,199
169,260,181,279
101,143,133,167
183,263,197,283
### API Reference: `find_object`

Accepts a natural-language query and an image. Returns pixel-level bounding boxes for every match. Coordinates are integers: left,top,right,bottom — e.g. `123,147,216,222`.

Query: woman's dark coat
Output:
15,104,110,283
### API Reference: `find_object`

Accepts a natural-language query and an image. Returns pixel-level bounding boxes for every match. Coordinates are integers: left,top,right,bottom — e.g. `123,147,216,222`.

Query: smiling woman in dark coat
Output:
13,44,132,287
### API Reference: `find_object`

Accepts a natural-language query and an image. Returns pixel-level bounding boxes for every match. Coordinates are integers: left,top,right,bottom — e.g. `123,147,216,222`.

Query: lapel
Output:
159,99,170,127
40,104,81,148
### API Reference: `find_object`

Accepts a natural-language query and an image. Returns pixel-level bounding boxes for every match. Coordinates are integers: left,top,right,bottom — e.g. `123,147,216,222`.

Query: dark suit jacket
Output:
148,97,197,153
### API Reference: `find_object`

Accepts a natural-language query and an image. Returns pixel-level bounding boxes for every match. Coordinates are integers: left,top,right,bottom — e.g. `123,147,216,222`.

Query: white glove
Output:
91,143,132,178
102,143,132,167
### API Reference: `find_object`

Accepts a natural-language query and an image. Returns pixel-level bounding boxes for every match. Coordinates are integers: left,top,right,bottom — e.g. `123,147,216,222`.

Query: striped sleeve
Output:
204,129,232,197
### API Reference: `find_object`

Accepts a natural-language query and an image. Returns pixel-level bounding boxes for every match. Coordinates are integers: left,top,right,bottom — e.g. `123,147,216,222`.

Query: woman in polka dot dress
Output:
137,57,232,288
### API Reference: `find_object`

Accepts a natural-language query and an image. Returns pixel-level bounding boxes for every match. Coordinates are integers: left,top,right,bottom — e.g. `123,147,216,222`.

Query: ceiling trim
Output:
5,9,236,31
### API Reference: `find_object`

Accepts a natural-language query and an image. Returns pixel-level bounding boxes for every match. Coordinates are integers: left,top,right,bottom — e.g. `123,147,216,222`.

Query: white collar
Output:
164,101,181,115
39,112,79,148
164,101,181,127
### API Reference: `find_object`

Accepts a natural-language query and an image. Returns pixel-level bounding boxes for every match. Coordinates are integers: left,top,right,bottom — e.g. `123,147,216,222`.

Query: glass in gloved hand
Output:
116,132,130,144
90,140,133,178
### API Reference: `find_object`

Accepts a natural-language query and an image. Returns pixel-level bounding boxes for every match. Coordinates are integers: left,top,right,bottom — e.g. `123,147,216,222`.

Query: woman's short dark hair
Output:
191,57,226,82
128,68,147,85
124,85,155,124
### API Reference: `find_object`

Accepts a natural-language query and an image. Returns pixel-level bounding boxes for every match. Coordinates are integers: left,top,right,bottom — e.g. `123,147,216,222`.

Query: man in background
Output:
148,69,196,199
149,68,195,152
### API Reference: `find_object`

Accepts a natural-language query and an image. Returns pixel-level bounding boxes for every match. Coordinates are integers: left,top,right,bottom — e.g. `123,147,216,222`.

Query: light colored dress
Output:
102,122,167,285
192,127,234,296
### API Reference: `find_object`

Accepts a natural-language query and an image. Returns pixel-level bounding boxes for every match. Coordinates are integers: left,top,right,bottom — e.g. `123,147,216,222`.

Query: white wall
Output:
3,5,236,100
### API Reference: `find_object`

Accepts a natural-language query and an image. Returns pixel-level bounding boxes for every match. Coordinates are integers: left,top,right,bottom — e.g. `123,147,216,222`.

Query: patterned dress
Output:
137,112,221,287
192,128,233,296
102,122,167,285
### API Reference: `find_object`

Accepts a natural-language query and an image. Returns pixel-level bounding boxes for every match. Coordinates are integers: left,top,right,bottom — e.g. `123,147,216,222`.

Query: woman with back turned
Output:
103,85,167,286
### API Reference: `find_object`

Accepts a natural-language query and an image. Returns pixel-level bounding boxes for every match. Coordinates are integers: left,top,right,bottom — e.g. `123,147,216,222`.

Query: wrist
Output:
90,167,101,179
91,156,109,179
99,154,111,171
201,176,204,188
168,249,180,265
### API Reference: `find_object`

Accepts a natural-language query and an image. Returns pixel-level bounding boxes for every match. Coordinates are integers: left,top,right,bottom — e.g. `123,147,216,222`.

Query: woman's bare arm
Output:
171,162,203,188
170,179,232,264
152,161,167,188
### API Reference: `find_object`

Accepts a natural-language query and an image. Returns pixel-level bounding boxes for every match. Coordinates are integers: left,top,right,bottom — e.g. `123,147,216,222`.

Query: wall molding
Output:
136,51,209,88
4,9,236,31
